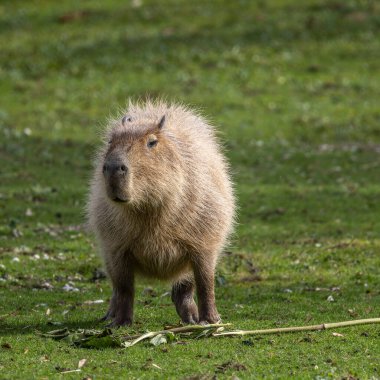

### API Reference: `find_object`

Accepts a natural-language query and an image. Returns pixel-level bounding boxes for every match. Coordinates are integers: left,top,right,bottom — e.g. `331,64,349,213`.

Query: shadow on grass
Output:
0,319,104,337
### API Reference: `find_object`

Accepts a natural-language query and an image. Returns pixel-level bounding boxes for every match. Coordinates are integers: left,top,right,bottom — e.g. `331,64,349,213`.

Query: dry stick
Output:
213,318,380,337
120,318,380,346
123,323,231,342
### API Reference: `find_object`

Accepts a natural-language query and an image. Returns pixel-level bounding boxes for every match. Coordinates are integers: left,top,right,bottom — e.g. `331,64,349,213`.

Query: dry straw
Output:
212,318,380,337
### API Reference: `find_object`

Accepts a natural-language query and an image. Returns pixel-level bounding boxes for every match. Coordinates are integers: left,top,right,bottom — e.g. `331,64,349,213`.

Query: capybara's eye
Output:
147,135,158,148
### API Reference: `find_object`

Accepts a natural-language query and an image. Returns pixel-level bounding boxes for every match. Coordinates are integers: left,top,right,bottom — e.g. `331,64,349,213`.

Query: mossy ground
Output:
0,0,379,379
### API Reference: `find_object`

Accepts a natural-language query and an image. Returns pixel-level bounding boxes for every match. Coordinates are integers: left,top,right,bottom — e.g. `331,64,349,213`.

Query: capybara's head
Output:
101,114,181,206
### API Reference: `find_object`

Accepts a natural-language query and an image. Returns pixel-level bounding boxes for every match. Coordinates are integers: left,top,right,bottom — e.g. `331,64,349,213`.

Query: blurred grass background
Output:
0,0,379,379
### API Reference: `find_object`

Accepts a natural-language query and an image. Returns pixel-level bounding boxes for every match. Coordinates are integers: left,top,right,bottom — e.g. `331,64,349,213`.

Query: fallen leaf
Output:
38,328,70,340
332,332,344,337
150,334,167,347
83,300,104,305
47,321,63,326
348,309,358,317
37,282,54,290
62,283,79,292
25,208,33,216
78,359,87,369
40,355,49,362
57,368,81,374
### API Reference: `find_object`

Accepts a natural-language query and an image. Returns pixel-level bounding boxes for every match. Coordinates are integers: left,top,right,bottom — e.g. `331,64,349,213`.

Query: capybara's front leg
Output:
107,285,134,327
171,279,199,324
192,256,221,324
104,253,135,327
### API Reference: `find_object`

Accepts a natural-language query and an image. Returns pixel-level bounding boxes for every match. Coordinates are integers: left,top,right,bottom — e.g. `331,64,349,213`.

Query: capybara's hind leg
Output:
171,278,199,324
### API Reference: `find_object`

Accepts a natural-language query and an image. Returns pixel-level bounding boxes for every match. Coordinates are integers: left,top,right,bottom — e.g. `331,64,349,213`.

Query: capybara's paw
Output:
100,297,117,322
99,308,115,322
198,311,221,325
183,313,198,325
175,297,199,324
106,317,133,328
180,302,199,325
101,294,133,327
100,314,110,322
106,303,133,327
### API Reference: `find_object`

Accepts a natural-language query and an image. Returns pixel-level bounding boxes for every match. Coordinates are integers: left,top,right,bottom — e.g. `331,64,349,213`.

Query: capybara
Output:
87,100,235,326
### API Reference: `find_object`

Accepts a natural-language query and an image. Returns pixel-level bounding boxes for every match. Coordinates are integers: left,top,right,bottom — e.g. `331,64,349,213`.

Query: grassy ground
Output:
1,0,380,378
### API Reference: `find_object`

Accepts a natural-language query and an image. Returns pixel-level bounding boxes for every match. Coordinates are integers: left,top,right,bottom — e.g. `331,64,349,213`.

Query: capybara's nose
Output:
103,162,128,177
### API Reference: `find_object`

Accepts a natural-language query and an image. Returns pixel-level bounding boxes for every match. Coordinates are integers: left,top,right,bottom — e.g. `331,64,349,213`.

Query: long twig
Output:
212,318,380,337
123,323,231,341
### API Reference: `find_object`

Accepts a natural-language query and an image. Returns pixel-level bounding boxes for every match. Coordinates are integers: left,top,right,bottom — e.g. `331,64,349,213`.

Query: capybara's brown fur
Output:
87,100,235,326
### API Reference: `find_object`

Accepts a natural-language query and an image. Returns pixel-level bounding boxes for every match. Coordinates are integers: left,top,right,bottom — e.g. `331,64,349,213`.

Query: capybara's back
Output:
88,100,235,326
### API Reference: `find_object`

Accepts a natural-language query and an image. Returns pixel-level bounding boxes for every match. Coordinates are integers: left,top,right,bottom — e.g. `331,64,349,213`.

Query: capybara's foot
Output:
102,292,133,327
179,300,199,324
172,279,199,324
106,317,133,328
198,309,221,325
100,300,116,322
100,307,115,322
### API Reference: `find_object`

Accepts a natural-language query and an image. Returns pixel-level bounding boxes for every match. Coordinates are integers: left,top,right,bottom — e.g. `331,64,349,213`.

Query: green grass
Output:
1,0,380,378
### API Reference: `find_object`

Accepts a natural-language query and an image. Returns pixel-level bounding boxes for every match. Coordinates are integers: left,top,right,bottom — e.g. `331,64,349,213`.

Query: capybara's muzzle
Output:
103,158,129,203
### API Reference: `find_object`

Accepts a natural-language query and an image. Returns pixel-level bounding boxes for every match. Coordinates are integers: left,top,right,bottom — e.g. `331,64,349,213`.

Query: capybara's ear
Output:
122,115,132,126
158,115,166,130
